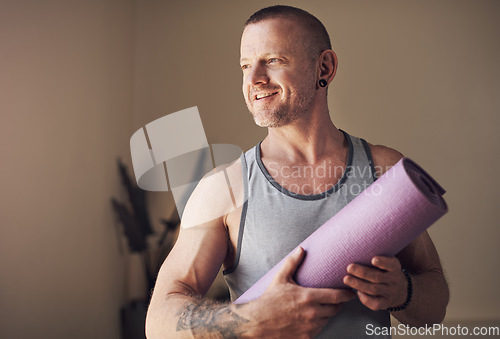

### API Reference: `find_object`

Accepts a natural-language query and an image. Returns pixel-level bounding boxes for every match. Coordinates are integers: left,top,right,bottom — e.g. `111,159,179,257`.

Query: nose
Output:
247,62,269,86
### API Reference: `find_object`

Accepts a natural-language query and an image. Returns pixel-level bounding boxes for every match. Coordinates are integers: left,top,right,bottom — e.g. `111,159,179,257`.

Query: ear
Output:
317,50,338,87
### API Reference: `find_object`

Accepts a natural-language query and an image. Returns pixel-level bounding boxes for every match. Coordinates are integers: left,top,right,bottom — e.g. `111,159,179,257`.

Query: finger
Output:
347,264,386,284
357,291,384,311
343,275,384,296
371,256,401,272
307,288,356,304
274,247,305,283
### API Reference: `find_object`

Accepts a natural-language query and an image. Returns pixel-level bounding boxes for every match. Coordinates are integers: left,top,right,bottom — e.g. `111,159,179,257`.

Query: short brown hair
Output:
245,5,332,59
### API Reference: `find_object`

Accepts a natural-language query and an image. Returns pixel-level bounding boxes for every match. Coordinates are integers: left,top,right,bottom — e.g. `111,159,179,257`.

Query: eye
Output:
241,64,250,70
267,58,279,64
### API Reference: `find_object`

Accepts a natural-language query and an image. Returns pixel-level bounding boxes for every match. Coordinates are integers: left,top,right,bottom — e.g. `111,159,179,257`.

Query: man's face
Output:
240,18,317,128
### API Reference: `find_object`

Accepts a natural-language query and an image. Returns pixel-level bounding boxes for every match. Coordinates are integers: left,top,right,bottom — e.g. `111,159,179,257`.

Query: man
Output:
146,5,448,338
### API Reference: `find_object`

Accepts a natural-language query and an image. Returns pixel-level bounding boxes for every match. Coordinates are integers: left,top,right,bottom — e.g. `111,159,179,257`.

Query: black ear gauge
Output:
319,79,327,87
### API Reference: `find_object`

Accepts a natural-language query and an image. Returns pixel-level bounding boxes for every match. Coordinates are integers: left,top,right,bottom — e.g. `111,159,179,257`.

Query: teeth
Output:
256,92,277,100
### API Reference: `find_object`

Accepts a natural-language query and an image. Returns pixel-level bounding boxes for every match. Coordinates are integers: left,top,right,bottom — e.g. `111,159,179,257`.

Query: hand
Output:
343,256,407,311
245,247,356,338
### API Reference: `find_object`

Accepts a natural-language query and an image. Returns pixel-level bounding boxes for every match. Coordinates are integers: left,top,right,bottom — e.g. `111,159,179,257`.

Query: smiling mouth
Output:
255,92,278,100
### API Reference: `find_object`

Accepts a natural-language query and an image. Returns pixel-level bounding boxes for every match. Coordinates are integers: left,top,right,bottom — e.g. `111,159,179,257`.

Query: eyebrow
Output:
240,53,286,64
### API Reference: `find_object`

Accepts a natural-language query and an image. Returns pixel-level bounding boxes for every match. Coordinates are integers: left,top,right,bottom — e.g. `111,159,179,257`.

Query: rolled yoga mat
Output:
235,157,448,304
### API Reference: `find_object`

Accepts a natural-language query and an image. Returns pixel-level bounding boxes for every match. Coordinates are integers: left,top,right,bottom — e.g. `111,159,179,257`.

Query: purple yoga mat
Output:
235,157,447,304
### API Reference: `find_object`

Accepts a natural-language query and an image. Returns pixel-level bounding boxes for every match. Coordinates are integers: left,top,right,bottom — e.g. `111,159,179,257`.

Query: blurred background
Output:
1,0,499,338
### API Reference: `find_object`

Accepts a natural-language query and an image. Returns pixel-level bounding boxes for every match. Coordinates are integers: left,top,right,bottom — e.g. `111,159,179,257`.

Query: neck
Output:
261,105,344,164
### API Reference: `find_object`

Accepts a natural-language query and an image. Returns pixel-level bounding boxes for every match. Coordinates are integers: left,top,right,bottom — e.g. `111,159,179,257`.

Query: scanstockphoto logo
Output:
366,323,500,337
129,107,245,229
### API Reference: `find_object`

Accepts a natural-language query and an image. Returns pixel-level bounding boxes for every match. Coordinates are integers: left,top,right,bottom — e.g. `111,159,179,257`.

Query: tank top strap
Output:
344,130,377,183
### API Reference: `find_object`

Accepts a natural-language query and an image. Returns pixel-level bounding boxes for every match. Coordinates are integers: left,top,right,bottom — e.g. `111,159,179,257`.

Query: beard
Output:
247,82,316,128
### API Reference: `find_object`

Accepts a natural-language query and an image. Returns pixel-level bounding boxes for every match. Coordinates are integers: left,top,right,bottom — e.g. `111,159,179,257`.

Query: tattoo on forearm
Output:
176,299,249,338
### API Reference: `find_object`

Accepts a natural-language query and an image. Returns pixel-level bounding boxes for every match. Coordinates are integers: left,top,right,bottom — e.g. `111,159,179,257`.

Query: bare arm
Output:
344,144,449,326
146,230,355,338
393,230,449,326
145,163,246,338
146,220,252,338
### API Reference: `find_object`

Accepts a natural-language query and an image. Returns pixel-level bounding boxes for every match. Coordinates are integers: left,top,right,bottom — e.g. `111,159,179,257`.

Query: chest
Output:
262,156,348,196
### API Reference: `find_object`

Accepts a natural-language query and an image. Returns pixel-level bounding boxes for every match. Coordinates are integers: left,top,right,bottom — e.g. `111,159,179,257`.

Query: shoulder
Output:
365,142,404,177
181,156,244,229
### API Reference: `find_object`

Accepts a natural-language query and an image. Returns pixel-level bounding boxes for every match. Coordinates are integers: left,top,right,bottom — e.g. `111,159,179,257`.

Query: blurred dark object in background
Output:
111,158,180,339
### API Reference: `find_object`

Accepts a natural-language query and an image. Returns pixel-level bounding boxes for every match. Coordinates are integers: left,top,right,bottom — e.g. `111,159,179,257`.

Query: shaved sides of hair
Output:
245,5,332,60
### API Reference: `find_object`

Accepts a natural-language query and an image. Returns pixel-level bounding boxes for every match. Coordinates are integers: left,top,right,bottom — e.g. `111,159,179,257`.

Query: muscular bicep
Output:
145,160,245,338
155,218,228,297
145,219,230,338
396,231,444,275
154,200,231,297
152,159,243,298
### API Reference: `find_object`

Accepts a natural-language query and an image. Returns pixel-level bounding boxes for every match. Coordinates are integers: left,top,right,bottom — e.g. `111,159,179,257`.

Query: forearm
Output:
391,269,449,327
146,292,252,338
146,247,356,338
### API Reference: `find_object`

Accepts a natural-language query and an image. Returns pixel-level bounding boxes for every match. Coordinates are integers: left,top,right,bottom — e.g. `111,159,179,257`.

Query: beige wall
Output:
1,0,499,338
0,0,133,338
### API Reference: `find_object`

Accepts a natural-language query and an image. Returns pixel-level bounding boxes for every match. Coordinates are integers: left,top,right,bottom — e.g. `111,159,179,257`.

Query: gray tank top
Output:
224,130,391,338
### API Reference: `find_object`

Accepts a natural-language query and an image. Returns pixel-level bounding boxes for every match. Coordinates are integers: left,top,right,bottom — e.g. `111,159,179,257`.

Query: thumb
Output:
274,246,305,283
